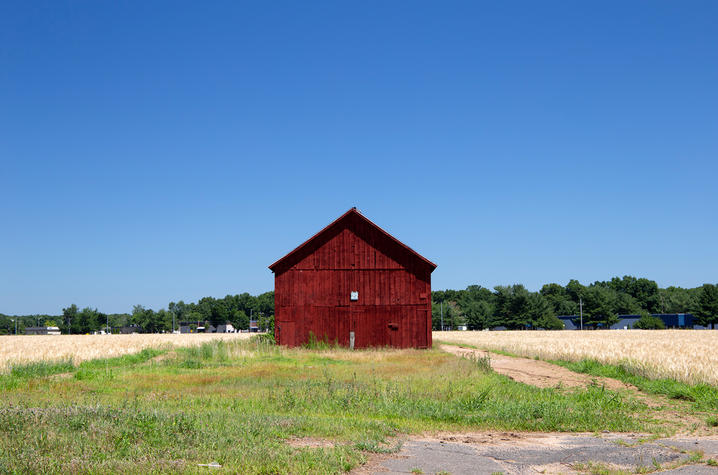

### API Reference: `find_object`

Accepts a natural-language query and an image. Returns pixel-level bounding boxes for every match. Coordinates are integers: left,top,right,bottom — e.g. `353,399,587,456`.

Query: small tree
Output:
696,284,718,329
464,300,493,330
633,311,665,329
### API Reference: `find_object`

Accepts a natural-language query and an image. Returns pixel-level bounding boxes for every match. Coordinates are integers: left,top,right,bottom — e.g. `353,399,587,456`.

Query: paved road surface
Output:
355,432,718,474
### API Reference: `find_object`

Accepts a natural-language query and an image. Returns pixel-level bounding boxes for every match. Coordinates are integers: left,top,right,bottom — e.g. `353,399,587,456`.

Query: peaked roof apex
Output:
268,208,436,271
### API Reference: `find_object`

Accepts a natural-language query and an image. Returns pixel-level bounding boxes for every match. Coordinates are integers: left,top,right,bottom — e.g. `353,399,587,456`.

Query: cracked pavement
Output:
355,432,718,474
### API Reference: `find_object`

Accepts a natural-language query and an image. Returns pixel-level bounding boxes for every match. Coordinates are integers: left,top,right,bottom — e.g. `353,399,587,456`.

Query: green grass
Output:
0,339,693,474
551,359,718,411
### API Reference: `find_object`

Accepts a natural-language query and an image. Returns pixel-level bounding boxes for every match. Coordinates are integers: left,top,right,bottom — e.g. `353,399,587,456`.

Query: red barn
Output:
269,208,436,349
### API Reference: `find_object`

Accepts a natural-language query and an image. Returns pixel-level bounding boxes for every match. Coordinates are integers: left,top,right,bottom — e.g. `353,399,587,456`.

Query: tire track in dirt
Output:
441,344,636,391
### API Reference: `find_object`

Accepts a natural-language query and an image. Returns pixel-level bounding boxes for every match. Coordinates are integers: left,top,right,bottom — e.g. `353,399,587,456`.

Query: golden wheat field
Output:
435,330,718,386
0,333,252,371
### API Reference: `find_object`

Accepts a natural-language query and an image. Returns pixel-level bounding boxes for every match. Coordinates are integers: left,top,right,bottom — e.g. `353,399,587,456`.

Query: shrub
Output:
634,312,665,330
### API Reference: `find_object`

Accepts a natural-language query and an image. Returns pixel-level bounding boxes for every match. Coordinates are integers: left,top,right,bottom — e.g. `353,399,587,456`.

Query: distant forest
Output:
1,276,717,334
432,277,718,331
0,292,275,335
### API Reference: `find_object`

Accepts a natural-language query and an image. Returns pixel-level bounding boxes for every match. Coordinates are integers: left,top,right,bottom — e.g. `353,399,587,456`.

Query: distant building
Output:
179,321,238,333
611,316,640,330
118,324,142,334
557,316,579,330
212,323,237,333
557,313,697,330
24,326,61,335
652,313,693,329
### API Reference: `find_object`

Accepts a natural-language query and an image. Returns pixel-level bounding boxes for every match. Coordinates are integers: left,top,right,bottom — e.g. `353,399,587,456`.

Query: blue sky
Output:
1,1,716,315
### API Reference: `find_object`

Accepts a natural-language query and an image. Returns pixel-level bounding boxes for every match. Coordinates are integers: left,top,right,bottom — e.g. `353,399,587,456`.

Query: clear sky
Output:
1,1,716,315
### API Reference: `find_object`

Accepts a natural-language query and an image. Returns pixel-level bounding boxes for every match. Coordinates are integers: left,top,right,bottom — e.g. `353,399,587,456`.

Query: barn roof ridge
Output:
268,208,437,272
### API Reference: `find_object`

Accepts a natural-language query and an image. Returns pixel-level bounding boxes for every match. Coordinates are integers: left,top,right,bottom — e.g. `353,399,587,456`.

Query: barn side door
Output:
334,306,350,346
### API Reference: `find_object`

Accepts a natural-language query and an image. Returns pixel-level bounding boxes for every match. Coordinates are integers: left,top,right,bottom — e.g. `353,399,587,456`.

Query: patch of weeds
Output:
707,458,718,466
410,468,423,474
706,415,718,427
74,367,115,381
9,359,74,378
465,353,492,373
179,358,203,369
302,332,339,350
79,347,166,370
573,461,630,475
434,340,478,349
460,388,491,412
250,332,275,345
613,439,634,447
553,359,718,411
354,439,402,454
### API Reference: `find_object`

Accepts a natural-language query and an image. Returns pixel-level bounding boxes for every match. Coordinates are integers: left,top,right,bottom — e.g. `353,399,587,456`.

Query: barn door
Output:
334,307,349,346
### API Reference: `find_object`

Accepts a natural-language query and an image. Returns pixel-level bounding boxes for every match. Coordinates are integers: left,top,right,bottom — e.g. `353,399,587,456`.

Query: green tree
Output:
526,293,562,329
432,301,457,330
696,283,718,329
75,307,100,334
614,292,641,315
62,304,79,334
607,276,660,312
493,284,532,329
540,283,577,315
464,300,492,330
229,309,249,330
633,310,665,329
208,300,229,327
581,286,618,328
565,279,586,304
658,287,698,313
0,314,12,335
131,305,168,333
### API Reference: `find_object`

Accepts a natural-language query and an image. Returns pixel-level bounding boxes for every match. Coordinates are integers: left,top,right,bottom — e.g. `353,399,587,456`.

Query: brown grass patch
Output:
286,437,337,449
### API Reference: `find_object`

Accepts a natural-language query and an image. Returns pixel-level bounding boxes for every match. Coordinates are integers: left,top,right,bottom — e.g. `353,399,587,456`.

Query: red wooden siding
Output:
270,208,435,349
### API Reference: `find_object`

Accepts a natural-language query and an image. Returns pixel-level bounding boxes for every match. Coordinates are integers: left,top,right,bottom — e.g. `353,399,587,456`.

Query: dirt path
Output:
441,344,637,391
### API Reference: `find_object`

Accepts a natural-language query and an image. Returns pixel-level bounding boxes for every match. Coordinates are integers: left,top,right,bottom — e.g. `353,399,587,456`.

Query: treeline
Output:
432,277,718,330
3,276,717,335
0,292,275,335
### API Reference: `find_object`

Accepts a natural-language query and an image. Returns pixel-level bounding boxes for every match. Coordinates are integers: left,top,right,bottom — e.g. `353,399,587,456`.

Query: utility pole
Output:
579,297,583,330
440,301,444,331
107,314,110,334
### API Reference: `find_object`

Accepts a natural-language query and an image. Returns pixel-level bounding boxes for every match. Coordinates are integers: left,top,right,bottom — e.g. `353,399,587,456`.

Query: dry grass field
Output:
435,330,718,386
0,333,252,372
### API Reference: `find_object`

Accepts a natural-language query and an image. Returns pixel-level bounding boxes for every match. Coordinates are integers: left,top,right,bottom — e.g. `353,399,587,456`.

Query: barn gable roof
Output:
269,208,437,272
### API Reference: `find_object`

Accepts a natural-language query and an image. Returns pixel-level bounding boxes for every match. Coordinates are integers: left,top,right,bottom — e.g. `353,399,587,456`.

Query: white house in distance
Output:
24,326,61,335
